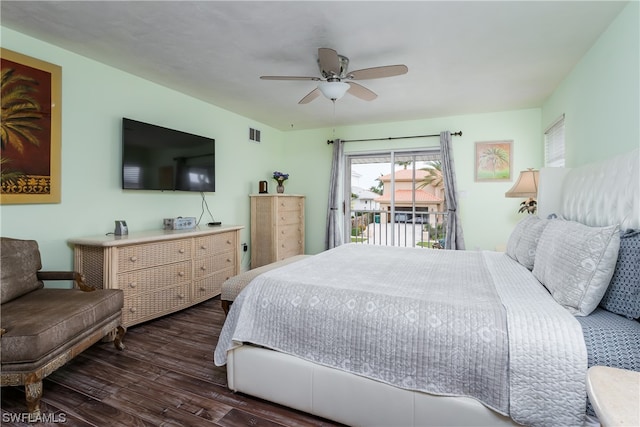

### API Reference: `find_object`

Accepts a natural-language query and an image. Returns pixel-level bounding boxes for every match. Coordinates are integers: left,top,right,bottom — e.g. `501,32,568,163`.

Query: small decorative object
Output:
272,171,289,194
259,180,268,194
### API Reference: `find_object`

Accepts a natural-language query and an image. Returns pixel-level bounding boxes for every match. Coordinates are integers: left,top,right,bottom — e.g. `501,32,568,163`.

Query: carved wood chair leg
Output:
24,374,43,420
114,326,126,351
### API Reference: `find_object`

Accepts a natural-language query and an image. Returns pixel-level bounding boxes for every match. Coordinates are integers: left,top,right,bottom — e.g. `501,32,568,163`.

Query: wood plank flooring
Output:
1,297,344,427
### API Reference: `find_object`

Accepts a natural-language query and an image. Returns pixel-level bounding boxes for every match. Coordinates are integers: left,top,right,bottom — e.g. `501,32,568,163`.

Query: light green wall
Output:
0,28,285,273
542,1,639,167
2,1,637,269
284,109,542,254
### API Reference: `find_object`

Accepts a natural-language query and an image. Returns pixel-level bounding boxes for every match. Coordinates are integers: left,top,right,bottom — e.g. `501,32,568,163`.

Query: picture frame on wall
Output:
475,140,513,182
0,48,62,204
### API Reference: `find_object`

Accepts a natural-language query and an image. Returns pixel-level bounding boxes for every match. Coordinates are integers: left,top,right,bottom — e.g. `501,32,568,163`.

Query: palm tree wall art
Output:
475,141,512,182
0,49,61,204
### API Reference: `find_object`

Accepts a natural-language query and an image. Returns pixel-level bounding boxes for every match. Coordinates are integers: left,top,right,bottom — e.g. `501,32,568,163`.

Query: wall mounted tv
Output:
122,118,215,192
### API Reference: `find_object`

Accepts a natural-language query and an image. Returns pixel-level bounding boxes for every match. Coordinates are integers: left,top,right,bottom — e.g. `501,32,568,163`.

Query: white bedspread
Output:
215,244,587,426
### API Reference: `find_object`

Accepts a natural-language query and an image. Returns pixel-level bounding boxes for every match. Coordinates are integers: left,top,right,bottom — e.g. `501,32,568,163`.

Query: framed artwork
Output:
1,48,61,204
475,140,512,182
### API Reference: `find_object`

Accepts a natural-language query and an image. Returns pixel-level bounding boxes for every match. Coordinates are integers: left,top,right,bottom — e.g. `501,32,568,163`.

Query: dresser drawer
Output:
122,283,190,326
277,234,304,258
117,260,191,295
278,224,303,242
117,240,191,272
194,251,235,279
194,232,237,258
192,268,234,302
277,197,304,212
277,211,303,226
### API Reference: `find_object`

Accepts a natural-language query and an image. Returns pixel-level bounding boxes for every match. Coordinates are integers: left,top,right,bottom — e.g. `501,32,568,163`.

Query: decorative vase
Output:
277,184,285,194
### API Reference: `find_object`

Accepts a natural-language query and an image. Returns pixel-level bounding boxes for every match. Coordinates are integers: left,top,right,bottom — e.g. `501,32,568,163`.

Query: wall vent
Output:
249,127,261,143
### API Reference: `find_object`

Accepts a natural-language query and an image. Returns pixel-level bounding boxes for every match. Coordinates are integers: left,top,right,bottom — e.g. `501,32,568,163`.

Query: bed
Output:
214,149,639,427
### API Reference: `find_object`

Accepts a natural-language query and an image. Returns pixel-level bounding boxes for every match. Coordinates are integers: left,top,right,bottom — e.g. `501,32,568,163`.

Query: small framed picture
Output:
475,140,512,182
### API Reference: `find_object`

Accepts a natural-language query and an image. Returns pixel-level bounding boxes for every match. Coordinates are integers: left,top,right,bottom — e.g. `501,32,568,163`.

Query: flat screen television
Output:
122,118,215,192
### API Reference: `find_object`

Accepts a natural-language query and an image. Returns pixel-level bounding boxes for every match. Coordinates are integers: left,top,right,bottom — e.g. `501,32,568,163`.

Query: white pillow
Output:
533,220,620,316
506,215,548,270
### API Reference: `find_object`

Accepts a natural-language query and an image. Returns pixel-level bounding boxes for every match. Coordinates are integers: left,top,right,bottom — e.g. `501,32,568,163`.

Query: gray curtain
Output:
325,139,344,249
441,131,466,250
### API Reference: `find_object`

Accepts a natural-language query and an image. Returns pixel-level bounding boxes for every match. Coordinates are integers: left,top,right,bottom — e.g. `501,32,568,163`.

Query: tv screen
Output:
122,118,215,192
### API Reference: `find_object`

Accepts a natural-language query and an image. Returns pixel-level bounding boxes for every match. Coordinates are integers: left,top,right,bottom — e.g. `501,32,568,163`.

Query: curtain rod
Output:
327,131,462,144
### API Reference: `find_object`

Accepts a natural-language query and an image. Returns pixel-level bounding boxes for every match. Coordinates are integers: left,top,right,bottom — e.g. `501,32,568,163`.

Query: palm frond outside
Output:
417,160,443,190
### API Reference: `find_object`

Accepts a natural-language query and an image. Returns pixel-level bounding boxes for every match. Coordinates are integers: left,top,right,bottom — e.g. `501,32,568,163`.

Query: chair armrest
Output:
36,271,95,292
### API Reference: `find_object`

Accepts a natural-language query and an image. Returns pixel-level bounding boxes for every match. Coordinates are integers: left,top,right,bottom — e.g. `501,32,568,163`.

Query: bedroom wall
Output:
0,27,285,273
2,1,635,270
284,108,543,254
542,1,639,167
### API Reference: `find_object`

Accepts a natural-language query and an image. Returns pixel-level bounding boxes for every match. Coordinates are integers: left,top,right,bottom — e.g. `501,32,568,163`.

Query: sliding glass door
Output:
345,149,446,248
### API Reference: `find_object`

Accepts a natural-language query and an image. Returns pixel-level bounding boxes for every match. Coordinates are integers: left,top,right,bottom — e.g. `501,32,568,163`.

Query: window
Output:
345,149,445,248
544,114,565,167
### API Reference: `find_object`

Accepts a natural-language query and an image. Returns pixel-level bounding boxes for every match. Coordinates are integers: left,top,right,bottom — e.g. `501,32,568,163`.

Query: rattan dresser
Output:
250,194,305,268
69,226,242,328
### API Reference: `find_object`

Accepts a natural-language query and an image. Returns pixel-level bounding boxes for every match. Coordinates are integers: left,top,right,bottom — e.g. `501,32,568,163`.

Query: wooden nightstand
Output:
586,366,640,427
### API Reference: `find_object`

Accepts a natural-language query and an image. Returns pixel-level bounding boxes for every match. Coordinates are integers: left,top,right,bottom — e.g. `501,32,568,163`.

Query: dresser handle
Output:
178,294,185,299
200,245,207,250
130,307,137,313
129,282,136,288
226,258,232,263
129,256,138,262
226,239,232,244
178,271,185,276
200,266,206,271
200,286,206,291
178,248,185,254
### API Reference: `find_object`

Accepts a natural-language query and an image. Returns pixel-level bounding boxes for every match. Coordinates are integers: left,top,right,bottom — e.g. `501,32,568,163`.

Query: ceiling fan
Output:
260,48,408,104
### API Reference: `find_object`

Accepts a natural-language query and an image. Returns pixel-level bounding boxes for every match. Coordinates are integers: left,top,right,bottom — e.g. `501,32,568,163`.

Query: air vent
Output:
249,127,261,143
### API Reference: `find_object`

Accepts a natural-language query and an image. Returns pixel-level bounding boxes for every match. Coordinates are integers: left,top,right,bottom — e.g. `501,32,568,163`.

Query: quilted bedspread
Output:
214,244,587,426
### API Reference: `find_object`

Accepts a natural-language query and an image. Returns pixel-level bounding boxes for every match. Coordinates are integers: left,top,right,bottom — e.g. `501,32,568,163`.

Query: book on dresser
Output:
250,194,305,269
68,226,242,328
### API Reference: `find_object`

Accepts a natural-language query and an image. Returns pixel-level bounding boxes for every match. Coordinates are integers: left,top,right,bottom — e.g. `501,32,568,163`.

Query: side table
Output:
586,366,640,427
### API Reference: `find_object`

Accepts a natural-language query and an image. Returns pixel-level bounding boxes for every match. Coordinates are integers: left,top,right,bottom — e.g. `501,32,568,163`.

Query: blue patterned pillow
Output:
599,230,640,319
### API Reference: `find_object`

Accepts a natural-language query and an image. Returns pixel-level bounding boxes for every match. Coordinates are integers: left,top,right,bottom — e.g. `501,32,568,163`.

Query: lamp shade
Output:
318,81,350,100
505,169,539,198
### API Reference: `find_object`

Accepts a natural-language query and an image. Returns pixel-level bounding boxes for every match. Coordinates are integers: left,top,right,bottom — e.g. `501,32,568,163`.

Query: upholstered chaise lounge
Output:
0,237,125,419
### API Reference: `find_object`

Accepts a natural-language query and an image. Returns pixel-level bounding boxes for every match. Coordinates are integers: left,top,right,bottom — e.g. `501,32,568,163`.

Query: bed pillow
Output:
599,230,640,319
533,220,620,316
505,215,548,270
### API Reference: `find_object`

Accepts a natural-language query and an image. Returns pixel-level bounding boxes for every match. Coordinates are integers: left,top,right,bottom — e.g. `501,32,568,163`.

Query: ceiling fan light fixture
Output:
318,81,350,101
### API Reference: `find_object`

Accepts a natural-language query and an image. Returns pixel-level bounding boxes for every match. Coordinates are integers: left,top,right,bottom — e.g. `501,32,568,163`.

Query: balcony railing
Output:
350,210,447,249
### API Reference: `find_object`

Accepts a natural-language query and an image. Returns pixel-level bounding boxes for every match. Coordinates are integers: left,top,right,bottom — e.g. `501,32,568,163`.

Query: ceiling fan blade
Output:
348,64,408,80
318,48,341,76
347,82,377,101
298,88,321,104
261,76,320,81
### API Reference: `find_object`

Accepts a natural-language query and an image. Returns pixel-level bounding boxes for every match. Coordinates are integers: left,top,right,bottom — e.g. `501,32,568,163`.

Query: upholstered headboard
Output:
538,148,639,230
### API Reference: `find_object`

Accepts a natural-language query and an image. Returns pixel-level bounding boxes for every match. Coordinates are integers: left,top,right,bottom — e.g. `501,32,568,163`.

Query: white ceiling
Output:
0,1,628,131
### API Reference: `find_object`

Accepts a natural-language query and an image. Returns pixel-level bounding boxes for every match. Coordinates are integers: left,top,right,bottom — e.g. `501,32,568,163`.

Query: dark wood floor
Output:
1,297,344,427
